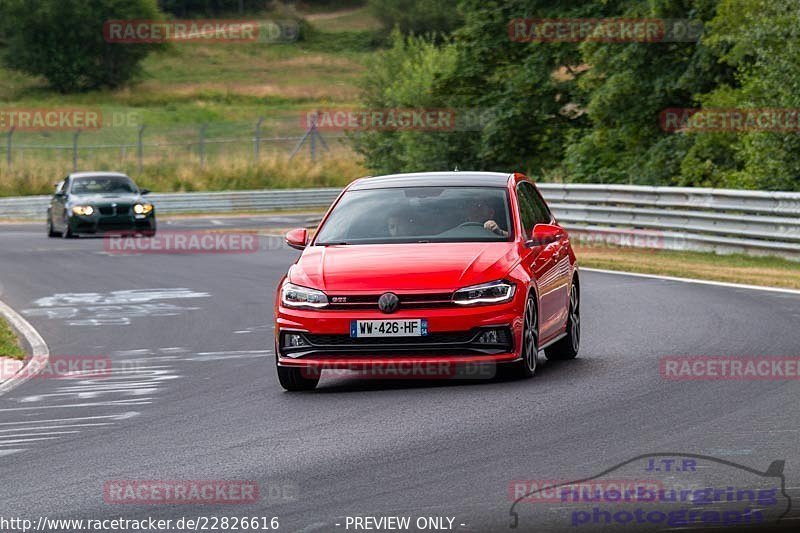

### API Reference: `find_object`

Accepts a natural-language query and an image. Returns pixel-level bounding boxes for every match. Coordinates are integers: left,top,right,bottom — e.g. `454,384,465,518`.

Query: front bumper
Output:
275,294,525,368
69,213,155,234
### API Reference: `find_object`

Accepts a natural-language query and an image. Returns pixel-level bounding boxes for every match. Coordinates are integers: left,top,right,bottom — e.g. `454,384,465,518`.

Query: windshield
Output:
71,176,137,195
315,186,512,245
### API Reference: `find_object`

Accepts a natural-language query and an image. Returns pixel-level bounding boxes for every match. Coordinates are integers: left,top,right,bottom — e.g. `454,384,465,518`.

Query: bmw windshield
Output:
314,186,513,245
71,176,138,195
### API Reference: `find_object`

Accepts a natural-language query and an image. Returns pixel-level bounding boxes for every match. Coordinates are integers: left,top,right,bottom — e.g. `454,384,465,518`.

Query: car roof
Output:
348,171,512,190
68,171,132,180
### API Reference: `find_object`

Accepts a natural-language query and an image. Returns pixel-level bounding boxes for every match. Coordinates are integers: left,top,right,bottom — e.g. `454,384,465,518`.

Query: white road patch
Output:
0,430,81,439
0,437,62,445
0,449,24,457
0,398,154,412
0,412,140,426
231,324,273,335
32,288,210,307
22,288,209,326
13,365,179,403
185,349,272,361
0,423,113,432
160,347,189,353
114,349,154,356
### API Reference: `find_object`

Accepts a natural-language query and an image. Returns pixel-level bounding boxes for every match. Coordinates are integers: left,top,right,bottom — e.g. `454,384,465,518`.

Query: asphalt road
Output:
1,216,799,532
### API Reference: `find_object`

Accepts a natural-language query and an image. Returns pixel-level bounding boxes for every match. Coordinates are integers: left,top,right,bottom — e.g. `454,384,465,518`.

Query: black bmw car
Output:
47,172,156,238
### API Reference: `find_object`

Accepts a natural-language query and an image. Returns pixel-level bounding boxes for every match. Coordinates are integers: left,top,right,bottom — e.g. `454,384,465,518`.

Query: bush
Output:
368,0,463,37
1,0,163,92
350,30,462,173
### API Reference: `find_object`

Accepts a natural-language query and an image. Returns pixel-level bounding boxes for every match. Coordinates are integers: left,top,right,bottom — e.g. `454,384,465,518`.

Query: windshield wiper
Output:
317,241,349,246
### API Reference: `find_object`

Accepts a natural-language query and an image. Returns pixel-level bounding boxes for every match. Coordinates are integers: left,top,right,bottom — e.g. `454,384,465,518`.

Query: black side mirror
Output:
140,188,151,195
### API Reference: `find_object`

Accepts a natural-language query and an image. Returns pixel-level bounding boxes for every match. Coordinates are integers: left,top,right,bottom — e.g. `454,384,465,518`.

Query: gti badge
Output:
378,292,400,314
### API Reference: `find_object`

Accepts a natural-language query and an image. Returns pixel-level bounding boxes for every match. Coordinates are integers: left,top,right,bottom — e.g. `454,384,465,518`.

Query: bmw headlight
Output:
281,282,329,309
453,280,515,305
71,205,94,216
133,203,153,215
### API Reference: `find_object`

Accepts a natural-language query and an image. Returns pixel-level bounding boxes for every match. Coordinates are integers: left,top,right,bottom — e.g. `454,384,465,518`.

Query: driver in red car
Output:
464,198,509,237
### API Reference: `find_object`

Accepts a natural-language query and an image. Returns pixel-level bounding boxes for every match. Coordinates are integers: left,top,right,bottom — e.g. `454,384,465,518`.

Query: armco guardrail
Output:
1,184,799,260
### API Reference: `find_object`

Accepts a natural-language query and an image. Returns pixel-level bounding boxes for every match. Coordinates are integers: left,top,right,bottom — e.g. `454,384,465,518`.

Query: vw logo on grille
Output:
378,292,400,314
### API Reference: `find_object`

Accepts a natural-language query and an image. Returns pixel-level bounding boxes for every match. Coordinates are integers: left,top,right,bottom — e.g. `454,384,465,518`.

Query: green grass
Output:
0,316,25,361
0,6,384,196
0,7,382,124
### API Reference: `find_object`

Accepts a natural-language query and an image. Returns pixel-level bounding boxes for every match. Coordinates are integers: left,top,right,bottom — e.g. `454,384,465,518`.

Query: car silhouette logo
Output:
378,292,400,314
508,452,792,529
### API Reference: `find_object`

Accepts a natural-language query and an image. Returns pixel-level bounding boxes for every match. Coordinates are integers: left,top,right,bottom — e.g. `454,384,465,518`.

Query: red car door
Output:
516,181,568,342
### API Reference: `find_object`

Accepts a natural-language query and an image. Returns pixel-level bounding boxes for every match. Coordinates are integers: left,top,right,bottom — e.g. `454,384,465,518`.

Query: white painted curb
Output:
583,268,800,296
0,298,50,395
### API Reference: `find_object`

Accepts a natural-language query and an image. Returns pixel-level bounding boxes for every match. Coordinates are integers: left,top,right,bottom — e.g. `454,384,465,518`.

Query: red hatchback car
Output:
274,172,580,390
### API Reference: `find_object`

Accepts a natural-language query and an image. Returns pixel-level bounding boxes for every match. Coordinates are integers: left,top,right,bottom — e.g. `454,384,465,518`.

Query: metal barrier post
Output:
72,130,82,172
199,123,208,169
255,117,264,161
137,125,146,174
6,127,14,168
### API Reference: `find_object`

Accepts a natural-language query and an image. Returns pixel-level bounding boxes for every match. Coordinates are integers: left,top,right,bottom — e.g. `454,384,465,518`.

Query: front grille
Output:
327,292,454,310
98,220,134,230
281,327,513,358
305,331,475,346
98,204,132,216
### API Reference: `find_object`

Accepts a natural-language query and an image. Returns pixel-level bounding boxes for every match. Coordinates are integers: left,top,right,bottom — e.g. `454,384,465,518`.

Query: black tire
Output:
62,216,75,239
277,365,319,391
47,212,60,237
545,280,580,361
141,220,156,238
508,294,539,379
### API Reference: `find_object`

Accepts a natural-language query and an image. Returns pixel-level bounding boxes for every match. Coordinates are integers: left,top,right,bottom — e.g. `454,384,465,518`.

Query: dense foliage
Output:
0,0,163,92
355,0,800,191
368,0,463,37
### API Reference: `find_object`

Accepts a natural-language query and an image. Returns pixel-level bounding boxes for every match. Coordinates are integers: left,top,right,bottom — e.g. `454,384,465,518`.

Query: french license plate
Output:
350,319,428,338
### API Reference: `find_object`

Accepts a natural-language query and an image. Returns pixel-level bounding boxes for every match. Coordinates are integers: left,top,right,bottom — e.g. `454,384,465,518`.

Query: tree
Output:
1,0,164,92
369,0,464,37
563,0,732,185
691,0,800,190
351,30,461,173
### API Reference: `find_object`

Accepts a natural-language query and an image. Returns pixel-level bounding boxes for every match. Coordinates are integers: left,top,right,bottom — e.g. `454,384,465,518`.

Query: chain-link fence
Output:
0,116,347,173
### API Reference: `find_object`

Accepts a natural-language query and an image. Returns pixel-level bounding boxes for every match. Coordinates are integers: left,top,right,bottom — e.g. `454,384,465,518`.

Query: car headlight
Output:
71,205,94,216
281,282,329,309
133,203,153,215
453,280,515,305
